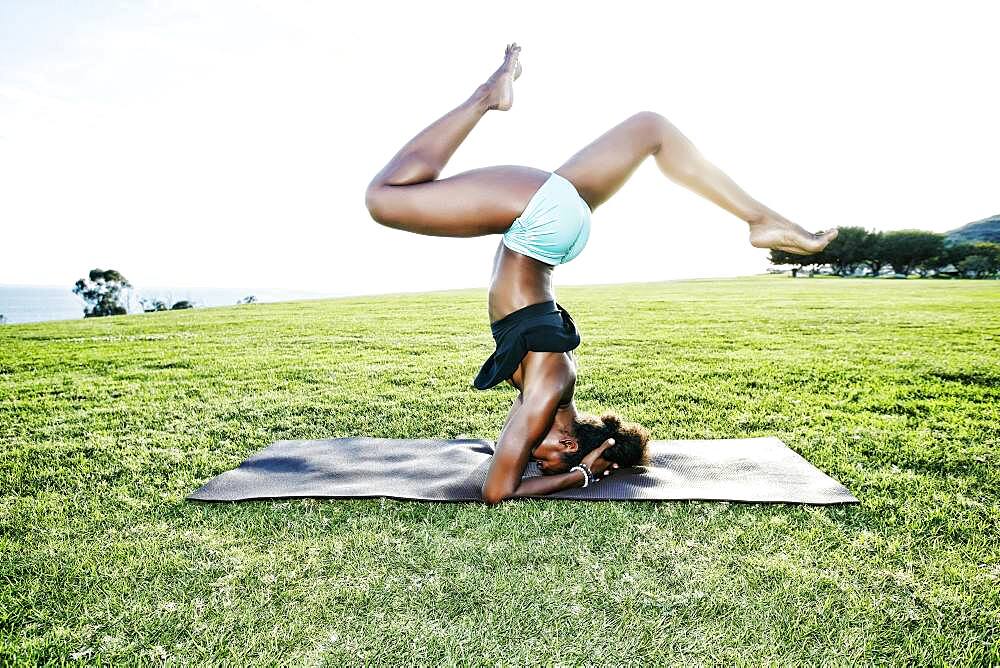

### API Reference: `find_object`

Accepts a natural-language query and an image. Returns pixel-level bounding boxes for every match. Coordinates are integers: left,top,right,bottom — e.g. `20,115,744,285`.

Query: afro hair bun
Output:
568,411,650,468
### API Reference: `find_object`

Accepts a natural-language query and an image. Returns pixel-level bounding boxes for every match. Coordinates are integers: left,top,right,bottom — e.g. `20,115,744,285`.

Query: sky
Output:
2,0,997,295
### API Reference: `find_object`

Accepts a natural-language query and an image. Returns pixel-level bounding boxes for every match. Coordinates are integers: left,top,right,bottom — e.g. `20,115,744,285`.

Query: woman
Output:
365,44,836,504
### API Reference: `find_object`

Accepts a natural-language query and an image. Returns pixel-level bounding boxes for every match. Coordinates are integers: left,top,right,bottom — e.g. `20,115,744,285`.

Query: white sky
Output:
2,0,997,294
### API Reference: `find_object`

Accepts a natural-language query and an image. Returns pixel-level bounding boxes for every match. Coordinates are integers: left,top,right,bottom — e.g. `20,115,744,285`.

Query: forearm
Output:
508,468,586,498
481,379,571,505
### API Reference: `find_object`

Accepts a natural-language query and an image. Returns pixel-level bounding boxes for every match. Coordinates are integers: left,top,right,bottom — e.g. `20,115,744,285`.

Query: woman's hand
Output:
581,438,620,482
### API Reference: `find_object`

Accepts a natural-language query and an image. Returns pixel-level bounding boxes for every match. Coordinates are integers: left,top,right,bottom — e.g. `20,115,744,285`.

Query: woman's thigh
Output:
366,165,550,237
554,111,663,212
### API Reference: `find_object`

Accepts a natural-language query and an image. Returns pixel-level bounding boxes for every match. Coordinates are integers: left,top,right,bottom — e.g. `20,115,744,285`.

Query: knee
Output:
631,110,667,129
632,110,682,154
628,111,670,151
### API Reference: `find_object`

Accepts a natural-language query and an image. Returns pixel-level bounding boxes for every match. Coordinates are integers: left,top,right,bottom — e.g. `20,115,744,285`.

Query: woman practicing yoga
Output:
365,44,837,504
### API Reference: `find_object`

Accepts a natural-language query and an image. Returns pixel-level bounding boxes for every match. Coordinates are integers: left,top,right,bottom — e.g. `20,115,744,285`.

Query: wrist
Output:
569,464,596,488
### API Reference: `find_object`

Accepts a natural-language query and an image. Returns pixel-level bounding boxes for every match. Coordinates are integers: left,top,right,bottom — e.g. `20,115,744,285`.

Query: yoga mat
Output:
188,437,858,505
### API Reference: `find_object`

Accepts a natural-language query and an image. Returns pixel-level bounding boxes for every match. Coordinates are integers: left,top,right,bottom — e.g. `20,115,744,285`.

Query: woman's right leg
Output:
365,44,549,237
554,111,838,254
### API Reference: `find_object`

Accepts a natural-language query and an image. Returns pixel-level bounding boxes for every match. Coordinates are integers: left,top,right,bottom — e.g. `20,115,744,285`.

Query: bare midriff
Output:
488,243,576,397
487,243,555,322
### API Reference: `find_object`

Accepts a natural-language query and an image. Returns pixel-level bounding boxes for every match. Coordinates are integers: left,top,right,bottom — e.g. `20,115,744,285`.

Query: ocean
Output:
0,285,339,325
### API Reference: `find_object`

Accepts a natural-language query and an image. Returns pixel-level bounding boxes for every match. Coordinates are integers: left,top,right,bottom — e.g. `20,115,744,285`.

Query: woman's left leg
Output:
365,44,549,237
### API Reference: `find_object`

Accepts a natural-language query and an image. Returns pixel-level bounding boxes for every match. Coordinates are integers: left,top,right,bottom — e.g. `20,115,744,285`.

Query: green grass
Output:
2,276,998,665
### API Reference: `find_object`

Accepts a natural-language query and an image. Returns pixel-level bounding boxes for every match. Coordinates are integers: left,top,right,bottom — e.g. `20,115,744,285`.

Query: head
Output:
530,411,650,475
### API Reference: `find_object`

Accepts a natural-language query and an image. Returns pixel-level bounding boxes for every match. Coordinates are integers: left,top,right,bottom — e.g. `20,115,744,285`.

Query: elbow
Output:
481,485,511,506
364,185,386,224
482,492,503,506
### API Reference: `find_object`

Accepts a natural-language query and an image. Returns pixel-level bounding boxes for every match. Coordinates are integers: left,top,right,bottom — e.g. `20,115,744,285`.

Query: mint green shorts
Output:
502,172,592,266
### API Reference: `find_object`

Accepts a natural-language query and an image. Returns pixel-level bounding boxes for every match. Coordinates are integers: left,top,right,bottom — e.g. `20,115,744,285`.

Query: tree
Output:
878,230,945,276
171,300,194,310
861,230,886,276
959,254,993,278
820,226,870,276
928,242,974,276
768,249,821,276
73,269,131,318
957,242,1000,278
141,298,169,312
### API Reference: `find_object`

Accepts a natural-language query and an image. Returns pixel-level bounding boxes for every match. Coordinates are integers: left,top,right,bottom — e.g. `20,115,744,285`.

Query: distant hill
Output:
947,214,1000,243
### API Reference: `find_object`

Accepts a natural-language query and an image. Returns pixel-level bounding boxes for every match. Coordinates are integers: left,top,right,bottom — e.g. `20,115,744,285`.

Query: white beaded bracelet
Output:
570,465,588,488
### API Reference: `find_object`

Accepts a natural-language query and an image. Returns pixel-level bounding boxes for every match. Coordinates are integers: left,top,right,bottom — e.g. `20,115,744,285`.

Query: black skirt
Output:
473,300,581,390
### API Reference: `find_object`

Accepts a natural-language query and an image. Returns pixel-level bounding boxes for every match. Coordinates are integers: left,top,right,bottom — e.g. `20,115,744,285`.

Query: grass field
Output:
2,276,998,665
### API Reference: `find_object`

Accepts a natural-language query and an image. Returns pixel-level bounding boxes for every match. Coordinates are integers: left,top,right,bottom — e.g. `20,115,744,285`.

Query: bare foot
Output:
479,43,522,111
749,215,839,255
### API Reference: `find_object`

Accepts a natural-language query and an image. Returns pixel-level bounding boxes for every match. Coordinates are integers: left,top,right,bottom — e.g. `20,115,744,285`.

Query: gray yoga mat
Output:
188,436,858,505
